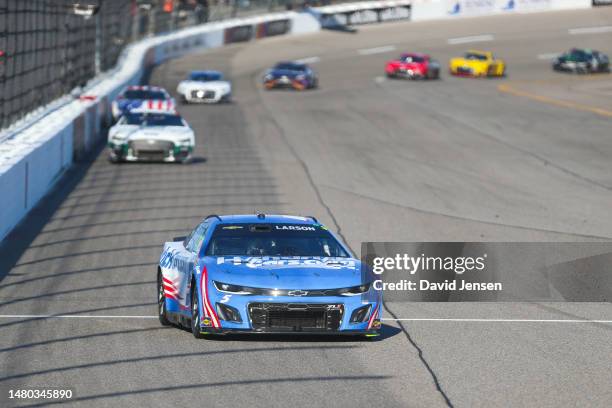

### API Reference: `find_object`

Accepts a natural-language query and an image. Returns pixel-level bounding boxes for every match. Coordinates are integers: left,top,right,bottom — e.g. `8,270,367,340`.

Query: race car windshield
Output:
205,224,350,257
274,63,306,71
124,113,184,127
122,90,167,100
465,53,488,61
190,72,223,81
401,55,425,63
567,50,588,61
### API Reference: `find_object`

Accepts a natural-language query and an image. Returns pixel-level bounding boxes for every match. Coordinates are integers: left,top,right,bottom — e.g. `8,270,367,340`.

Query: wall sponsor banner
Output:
224,25,254,44
362,242,612,301
508,0,552,11
256,19,292,38
445,0,551,16
319,6,411,27
592,0,612,5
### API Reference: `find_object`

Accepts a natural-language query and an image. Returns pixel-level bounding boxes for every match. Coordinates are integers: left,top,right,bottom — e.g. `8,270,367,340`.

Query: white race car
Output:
176,70,232,104
107,112,195,163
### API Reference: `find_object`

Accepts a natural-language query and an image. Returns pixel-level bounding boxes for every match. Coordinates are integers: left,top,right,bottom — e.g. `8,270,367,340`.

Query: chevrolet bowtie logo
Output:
287,290,308,297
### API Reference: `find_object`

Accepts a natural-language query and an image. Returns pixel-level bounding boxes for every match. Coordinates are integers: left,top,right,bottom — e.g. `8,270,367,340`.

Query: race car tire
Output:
190,282,207,339
108,154,122,164
158,271,171,326
386,72,396,79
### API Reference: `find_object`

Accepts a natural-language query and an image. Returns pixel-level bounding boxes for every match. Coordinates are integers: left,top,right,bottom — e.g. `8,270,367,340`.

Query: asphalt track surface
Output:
1,8,612,408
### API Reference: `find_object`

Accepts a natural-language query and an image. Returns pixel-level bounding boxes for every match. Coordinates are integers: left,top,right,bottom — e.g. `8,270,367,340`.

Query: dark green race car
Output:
552,48,610,74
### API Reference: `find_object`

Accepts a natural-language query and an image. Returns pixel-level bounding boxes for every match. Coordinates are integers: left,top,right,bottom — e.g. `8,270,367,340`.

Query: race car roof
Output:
189,70,222,76
206,214,318,225
400,52,428,58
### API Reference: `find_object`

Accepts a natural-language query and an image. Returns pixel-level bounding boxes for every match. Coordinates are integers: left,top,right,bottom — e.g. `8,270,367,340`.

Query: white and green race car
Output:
107,112,195,163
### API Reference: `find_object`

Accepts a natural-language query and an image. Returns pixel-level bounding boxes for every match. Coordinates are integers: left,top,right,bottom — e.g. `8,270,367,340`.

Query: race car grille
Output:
129,140,173,161
248,303,343,332
191,90,215,100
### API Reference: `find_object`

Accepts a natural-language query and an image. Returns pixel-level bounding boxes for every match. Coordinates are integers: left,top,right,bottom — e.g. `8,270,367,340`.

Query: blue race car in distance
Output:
263,62,318,90
158,214,382,338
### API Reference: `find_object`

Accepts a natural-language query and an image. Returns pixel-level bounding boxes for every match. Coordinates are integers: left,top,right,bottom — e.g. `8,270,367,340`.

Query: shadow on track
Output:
0,145,103,283
182,323,401,343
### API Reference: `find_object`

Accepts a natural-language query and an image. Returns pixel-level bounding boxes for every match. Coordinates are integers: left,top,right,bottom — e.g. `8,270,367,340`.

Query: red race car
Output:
385,53,440,80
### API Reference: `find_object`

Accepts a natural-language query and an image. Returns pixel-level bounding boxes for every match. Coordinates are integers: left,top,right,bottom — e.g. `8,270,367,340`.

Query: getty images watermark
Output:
370,252,500,292
361,242,612,302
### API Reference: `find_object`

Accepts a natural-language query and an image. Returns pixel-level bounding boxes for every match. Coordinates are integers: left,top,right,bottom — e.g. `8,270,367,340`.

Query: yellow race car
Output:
449,50,506,77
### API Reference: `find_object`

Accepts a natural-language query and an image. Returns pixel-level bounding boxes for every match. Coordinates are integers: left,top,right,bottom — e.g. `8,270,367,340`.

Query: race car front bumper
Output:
108,139,193,162
194,290,382,336
185,89,230,103
388,68,426,79
264,78,308,90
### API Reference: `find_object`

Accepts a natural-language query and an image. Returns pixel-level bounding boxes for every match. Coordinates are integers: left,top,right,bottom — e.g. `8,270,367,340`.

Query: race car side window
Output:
187,222,209,253
183,227,197,249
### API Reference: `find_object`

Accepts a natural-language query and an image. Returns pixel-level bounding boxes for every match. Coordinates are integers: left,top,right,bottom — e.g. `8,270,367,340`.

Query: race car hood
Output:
203,256,366,289
110,125,192,142
555,53,586,63
267,69,303,79
126,126,193,141
115,99,169,112
450,57,483,65
387,60,426,68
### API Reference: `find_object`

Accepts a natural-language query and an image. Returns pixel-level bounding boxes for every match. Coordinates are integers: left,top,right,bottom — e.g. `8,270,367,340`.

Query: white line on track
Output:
447,34,494,45
568,26,612,35
2,315,609,323
382,318,612,323
0,314,158,319
358,45,396,55
294,56,320,64
537,53,559,60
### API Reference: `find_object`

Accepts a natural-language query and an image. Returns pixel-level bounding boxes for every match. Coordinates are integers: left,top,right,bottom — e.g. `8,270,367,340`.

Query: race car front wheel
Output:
190,283,207,339
158,271,171,326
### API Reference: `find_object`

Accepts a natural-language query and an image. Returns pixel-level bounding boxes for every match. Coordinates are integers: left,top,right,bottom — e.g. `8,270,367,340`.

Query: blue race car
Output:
111,85,175,121
263,62,318,90
158,214,382,338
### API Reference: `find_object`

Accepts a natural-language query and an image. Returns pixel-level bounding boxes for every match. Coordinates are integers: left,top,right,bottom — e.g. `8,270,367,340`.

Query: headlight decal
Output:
200,267,220,328
367,304,380,330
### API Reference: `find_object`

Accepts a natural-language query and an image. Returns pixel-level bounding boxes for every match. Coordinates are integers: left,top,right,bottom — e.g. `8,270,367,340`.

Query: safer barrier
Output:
306,0,591,27
411,0,592,21
0,11,320,242
309,0,412,28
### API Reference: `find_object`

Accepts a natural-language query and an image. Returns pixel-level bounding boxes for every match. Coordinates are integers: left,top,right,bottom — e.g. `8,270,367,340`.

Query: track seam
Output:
384,304,454,408
252,72,454,408
251,72,348,245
